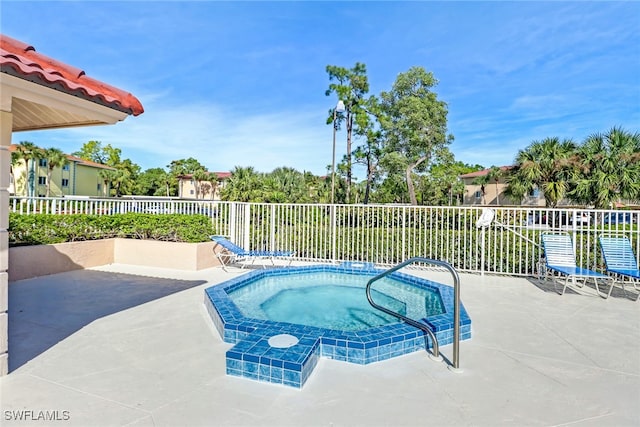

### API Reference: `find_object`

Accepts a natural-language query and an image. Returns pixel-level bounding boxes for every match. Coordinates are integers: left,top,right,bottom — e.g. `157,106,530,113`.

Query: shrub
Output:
8,213,214,246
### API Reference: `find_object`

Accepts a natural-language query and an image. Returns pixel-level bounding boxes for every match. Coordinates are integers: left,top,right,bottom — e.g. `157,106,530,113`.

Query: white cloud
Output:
35,101,340,175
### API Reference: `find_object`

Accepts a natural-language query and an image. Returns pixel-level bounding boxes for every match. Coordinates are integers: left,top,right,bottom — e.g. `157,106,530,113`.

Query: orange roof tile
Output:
459,166,514,179
0,34,144,116
179,172,232,180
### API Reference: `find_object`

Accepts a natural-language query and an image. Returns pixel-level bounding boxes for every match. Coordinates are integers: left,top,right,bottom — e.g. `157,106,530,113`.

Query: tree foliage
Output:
75,141,141,196
425,158,482,206
325,62,371,203
378,67,453,205
12,141,41,197
569,127,640,208
472,165,503,205
136,168,171,196
220,166,264,202
72,140,105,163
506,137,578,207
43,147,68,197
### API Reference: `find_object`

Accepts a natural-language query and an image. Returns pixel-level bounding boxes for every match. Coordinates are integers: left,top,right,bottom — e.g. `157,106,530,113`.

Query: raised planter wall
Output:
113,239,218,271
9,239,114,281
9,239,220,281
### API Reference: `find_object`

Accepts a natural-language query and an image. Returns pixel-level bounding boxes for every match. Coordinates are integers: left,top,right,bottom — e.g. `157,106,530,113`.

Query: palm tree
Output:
471,166,503,205
116,159,140,196
486,166,503,205
43,147,68,197
221,166,263,202
506,137,578,207
264,167,308,203
99,169,117,196
13,141,42,197
192,168,209,199
112,167,133,197
471,174,489,205
204,173,219,200
569,127,640,209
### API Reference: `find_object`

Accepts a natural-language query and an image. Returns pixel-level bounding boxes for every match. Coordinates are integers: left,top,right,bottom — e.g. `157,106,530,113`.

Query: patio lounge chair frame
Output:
540,232,613,298
598,234,640,300
210,235,295,271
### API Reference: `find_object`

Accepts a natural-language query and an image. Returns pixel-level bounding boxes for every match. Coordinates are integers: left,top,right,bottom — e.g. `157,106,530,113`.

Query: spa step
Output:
225,331,321,388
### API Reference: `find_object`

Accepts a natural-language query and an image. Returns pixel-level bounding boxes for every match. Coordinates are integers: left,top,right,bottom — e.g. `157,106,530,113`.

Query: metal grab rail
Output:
365,257,462,371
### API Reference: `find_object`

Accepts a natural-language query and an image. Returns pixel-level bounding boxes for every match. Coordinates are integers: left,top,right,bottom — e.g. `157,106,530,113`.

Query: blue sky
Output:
3,1,639,179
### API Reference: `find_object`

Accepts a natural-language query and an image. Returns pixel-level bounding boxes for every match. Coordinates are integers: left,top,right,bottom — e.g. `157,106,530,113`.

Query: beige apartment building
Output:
177,171,231,200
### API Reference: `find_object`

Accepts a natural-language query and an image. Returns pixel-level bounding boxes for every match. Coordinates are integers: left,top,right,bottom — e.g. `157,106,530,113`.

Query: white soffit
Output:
0,73,128,132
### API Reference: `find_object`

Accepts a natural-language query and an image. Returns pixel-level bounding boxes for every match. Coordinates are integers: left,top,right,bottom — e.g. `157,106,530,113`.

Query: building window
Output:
38,176,47,185
61,179,69,187
39,158,47,167
474,190,482,199
62,164,70,171
97,183,102,191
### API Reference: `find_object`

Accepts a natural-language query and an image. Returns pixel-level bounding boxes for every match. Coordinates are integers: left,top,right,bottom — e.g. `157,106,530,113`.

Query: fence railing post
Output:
229,202,237,243
243,203,251,251
402,206,407,261
270,204,276,252
331,205,337,264
480,227,486,277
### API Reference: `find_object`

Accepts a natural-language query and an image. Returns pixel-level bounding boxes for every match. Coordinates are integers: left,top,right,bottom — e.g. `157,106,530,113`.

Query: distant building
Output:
9,144,114,197
177,172,231,200
459,166,545,206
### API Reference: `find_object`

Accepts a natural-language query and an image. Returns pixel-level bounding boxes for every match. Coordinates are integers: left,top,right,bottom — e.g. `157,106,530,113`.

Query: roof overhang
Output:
0,72,130,131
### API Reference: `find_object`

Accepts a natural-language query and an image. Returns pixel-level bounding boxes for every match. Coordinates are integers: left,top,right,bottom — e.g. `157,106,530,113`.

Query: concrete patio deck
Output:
2,263,638,426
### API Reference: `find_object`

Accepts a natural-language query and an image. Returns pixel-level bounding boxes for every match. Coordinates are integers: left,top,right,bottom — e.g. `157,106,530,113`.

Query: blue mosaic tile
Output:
227,350,242,360
226,367,242,376
270,366,283,382
227,358,242,370
259,364,271,380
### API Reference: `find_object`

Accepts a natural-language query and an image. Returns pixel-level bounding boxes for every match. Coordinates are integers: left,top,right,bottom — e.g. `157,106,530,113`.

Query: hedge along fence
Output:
8,213,216,246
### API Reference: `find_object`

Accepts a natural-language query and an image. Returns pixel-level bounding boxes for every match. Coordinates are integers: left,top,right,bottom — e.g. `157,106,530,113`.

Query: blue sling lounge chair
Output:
210,235,295,271
598,235,640,300
541,232,612,298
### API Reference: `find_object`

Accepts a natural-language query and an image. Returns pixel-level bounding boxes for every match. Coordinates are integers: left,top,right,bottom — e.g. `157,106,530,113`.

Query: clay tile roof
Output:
0,34,144,116
65,154,116,170
179,172,232,180
459,166,514,179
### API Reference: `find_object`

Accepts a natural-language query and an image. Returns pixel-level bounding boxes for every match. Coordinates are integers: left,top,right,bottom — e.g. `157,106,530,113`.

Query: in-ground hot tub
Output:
204,263,471,388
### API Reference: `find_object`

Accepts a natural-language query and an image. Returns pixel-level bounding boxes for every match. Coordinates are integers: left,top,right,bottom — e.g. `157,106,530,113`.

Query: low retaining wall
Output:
9,238,219,281
113,239,218,271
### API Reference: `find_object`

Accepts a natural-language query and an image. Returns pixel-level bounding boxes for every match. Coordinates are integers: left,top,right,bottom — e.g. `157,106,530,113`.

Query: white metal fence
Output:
8,196,640,277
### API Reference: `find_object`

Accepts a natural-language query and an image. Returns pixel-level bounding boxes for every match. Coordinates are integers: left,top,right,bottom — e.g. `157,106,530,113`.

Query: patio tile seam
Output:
25,373,154,415
31,366,121,383
499,349,569,387
472,344,640,378
141,380,215,416
121,413,157,427
551,410,618,427
535,323,605,369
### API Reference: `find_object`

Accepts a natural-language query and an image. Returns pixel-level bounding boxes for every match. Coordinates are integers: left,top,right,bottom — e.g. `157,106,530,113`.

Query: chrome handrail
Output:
365,257,462,371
